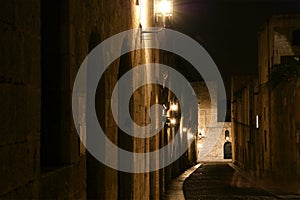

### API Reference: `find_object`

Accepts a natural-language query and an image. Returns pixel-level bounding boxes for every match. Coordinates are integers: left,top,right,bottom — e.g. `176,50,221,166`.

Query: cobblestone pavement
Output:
183,162,278,200
163,164,201,200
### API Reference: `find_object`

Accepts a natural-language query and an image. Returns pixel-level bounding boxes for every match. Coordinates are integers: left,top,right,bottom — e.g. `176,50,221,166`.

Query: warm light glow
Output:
170,103,178,111
183,127,187,132
139,0,148,28
225,136,230,141
188,132,195,140
256,115,259,128
170,118,176,125
158,0,171,14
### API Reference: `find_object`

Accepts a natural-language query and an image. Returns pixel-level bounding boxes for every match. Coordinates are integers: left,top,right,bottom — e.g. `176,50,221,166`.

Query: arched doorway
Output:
223,141,232,159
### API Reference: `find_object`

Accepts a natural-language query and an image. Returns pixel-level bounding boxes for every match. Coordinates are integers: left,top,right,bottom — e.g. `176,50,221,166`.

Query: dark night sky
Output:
172,0,300,96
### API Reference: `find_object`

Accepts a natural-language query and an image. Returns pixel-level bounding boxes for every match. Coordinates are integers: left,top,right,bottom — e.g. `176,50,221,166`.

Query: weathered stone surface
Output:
192,81,231,161
0,1,198,199
232,14,300,194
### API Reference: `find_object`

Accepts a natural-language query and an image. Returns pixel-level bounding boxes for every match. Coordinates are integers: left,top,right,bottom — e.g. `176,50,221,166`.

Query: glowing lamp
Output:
170,103,178,111
154,0,173,27
256,115,259,129
170,118,176,125
158,0,171,14
188,132,195,140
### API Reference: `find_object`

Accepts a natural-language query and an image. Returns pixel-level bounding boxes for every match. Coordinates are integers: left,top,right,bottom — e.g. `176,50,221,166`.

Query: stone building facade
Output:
231,14,300,192
231,75,259,170
191,81,231,161
0,0,197,199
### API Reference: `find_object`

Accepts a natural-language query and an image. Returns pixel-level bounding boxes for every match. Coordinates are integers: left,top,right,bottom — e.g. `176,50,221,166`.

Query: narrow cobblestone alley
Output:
1,1,300,199
183,162,277,200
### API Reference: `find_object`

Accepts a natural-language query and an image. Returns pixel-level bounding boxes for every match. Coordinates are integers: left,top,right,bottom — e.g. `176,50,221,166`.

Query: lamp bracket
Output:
139,24,165,43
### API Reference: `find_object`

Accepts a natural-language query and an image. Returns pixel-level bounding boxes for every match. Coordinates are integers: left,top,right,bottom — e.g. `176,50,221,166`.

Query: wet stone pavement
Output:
183,162,277,200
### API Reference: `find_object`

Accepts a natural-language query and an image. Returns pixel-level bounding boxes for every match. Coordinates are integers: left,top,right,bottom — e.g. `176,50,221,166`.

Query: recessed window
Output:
292,29,300,46
225,130,230,139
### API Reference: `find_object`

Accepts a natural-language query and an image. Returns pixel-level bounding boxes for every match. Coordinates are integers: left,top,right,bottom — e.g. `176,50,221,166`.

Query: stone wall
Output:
258,14,300,179
191,81,231,161
0,0,197,199
232,14,300,192
231,75,260,172
0,0,41,198
0,0,87,198
270,79,300,182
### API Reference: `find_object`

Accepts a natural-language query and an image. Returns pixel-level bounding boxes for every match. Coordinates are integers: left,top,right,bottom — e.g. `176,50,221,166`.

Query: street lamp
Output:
157,0,171,13
139,0,173,41
154,0,173,27
170,102,178,112
170,118,176,126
